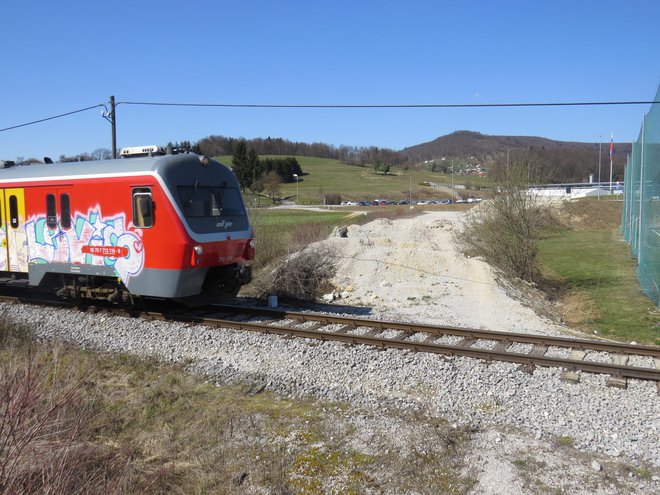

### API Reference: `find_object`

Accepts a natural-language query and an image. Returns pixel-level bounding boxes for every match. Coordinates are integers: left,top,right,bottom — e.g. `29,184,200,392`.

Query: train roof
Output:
0,153,230,183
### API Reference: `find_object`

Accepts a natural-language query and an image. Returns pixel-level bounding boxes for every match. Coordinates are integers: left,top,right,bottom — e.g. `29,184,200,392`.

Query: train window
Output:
60,194,71,230
177,184,248,233
46,194,57,229
133,188,154,228
9,195,19,229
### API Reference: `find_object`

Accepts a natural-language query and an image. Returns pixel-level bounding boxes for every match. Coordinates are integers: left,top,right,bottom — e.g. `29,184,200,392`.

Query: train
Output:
0,149,255,304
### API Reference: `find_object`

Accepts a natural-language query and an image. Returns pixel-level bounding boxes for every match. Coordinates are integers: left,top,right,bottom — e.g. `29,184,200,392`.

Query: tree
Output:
231,141,251,190
91,148,112,160
454,154,553,282
262,171,281,203
248,148,261,187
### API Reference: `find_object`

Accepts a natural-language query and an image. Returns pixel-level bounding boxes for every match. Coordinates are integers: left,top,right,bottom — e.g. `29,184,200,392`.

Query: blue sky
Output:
1,0,658,160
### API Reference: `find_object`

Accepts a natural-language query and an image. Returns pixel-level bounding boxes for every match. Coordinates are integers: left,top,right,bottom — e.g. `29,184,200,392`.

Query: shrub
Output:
0,340,131,494
454,156,556,282
257,245,337,300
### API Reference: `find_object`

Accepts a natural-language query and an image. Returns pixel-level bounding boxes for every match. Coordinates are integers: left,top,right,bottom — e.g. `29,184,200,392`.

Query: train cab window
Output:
60,194,71,230
133,188,154,228
177,184,249,233
46,194,57,229
9,195,19,229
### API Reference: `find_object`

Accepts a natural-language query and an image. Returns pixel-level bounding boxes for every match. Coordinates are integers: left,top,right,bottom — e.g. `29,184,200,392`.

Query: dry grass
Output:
558,291,601,328
554,198,622,232
0,317,476,494
0,322,133,494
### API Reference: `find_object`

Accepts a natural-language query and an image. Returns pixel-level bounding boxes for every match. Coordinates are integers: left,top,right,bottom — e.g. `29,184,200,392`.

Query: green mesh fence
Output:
621,84,660,306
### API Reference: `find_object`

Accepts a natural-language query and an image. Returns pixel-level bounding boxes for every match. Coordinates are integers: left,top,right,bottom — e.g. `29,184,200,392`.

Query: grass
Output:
0,322,475,494
217,154,493,204
538,200,659,344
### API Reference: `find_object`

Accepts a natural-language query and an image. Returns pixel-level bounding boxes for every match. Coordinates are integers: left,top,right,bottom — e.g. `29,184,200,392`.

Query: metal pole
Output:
598,136,601,200
451,159,454,201
638,114,645,264
609,132,613,192
409,174,412,204
628,143,634,242
110,95,117,159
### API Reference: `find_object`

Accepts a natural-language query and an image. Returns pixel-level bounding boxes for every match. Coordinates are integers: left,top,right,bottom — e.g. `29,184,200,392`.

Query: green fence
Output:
621,85,660,307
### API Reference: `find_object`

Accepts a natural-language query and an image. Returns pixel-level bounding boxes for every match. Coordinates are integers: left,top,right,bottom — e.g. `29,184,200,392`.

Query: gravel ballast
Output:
1,210,658,493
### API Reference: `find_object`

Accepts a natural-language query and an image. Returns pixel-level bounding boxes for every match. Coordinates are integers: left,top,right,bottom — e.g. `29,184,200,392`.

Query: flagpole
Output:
598,136,602,200
609,132,614,192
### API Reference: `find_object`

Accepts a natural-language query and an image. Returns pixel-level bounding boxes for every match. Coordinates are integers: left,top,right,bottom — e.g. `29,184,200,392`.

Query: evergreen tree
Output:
247,148,261,189
232,141,251,190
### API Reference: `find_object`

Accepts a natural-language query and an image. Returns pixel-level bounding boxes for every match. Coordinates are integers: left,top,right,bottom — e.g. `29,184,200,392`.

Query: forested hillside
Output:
400,130,631,182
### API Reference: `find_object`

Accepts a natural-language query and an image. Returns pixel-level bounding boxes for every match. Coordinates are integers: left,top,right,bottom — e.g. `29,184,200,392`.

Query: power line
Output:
119,99,660,109
0,104,105,133
2,98,659,135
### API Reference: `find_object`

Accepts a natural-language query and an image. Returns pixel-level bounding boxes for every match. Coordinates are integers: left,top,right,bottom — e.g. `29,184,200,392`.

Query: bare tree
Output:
91,148,112,161
262,171,282,203
454,154,554,282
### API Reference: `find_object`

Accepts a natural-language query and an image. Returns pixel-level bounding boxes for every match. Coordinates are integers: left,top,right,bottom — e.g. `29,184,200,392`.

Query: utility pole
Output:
110,96,117,159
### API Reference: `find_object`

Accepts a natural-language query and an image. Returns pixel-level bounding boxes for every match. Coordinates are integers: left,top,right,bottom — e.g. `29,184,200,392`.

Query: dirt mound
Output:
317,210,569,336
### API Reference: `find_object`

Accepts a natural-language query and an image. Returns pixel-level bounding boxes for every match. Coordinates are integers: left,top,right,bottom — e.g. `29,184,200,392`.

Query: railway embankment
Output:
1,210,658,493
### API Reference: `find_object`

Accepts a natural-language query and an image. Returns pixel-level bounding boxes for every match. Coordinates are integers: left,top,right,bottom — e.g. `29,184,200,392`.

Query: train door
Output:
0,194,6,271
46,189,73,263
1,188,28,273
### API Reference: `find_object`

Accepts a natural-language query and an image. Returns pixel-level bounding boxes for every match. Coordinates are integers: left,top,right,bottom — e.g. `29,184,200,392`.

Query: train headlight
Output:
194,245,204,255
249,239,256,249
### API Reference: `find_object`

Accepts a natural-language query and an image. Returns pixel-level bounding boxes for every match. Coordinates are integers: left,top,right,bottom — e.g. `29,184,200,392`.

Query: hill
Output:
400,131,631,182
216,155,492,204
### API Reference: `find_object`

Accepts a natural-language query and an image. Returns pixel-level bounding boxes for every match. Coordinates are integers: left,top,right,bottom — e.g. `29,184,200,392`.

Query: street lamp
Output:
293,174,299,205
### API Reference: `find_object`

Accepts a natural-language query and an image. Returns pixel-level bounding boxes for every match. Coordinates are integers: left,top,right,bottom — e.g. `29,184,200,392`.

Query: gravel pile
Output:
1,210,658,492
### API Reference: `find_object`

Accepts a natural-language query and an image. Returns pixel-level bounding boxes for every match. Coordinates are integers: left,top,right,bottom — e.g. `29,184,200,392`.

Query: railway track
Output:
1,292,659,388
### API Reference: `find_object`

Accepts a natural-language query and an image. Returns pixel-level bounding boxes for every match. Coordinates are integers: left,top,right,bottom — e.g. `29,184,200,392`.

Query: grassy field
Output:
216,154,493,204
538,199,659,345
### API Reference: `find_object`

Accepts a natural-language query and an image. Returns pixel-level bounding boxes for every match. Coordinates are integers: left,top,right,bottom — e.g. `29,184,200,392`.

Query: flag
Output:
609,135,614,162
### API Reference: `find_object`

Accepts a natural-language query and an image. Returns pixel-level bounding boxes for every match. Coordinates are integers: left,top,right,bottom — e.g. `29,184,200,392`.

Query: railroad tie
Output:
305,322,329,332
517,344,548,374
458,337,476,348
606,354,629,389
483,340,511,365
362,328,383,338
493,340,510,353
333,324,355,335
561,349,587,383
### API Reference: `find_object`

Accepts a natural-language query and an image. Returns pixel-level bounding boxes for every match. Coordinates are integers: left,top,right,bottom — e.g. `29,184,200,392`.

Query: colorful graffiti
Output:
25,206,145,282
0,226,6,271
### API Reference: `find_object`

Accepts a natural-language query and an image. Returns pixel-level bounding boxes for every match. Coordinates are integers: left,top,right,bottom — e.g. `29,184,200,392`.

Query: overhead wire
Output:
118,100,660,109
0,104,106,133
1,99,659,134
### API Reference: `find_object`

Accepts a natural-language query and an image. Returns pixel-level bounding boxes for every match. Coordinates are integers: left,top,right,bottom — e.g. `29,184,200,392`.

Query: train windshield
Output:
177,184,249,233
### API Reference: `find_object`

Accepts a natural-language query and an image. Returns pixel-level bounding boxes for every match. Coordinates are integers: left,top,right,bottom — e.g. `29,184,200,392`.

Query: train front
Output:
160,154,255,301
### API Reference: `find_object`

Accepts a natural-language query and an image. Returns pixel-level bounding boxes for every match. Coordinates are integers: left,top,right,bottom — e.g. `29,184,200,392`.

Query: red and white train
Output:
0,148,255,303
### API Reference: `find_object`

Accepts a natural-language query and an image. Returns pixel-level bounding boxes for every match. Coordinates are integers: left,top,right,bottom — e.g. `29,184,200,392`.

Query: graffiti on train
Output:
25,207,145,281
